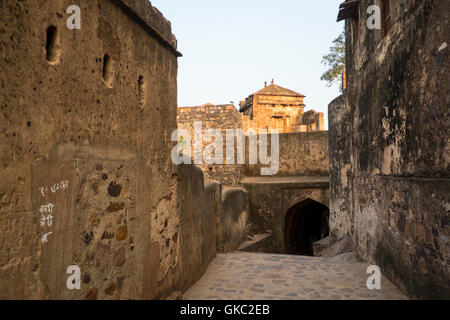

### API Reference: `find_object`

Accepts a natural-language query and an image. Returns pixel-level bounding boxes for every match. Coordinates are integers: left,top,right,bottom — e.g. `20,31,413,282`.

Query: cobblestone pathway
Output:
184,252,408,300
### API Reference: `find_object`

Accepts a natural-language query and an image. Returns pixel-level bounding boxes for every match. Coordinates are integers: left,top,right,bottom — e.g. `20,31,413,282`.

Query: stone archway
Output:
284,198,329,256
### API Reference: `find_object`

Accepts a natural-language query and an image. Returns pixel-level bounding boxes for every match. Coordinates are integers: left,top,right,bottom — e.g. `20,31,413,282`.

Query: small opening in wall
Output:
45,26,60,64
102,54,114,88
381,0,391,38
138,75,146,108
352,13,360,44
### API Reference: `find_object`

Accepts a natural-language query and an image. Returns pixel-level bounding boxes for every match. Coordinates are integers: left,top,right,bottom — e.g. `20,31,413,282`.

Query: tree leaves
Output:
321,30,345,92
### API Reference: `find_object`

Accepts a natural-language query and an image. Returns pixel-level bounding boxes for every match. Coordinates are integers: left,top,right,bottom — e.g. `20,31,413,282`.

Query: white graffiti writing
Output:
51,180,69,193
40,214,54,228
41,232,52,244
39,186,48,197
39,203,55,214
39,181,69,198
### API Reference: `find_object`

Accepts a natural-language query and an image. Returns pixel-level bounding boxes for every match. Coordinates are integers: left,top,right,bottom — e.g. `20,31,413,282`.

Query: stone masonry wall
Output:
168,167,249,293
220,188,249,253
330,0,449,299
241,178,330,254
177,108,329,185
244,131,329,177
177,104,244,186
0,0,189,299
168,165,217,295
328,95,351,242
302,110,325,132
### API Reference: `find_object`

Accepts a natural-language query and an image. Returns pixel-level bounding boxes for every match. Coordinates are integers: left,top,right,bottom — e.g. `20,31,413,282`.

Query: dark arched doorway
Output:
284,198,329,256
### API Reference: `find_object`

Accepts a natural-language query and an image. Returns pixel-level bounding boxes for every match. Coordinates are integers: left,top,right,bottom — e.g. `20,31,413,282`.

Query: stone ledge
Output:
111,0,182,57
241,176,330,188
238,234,272,252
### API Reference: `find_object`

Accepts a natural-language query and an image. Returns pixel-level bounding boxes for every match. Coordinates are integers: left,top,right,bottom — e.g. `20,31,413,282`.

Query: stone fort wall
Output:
177,104,245,186
243,131,329,178
177,105,329,185
0,0,181,300
330,0,449,299
0,0,247,300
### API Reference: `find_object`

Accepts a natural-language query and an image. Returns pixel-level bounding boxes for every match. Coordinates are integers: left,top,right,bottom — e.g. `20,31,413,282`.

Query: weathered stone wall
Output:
178,104,243,128
0,0,203,300
177,104,244,186
241,177,330,254
220,188,249,253
177,108,329,185
330,0,449,299
302,110,325,132
170,165,217,295
145,164,249,298
205,181,224,253
240,131,330,254
30,144,156,300
328,95,351,242
244,131,329,177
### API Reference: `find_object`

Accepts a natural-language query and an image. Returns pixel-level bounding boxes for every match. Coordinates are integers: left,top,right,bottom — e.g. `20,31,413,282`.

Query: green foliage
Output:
321,30,345,92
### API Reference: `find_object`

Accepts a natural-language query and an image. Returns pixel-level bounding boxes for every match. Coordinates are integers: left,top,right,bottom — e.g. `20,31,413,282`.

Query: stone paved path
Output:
184,252,408,300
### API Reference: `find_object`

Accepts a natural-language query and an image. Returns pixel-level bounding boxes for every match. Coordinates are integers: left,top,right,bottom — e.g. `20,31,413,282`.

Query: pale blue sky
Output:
151,0,344,129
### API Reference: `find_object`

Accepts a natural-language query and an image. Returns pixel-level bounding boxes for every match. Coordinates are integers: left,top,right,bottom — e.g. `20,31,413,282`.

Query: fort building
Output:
239,81,325,133
2,0,444,301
